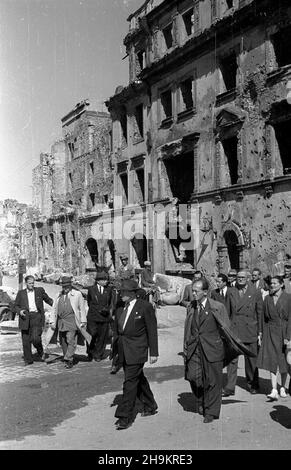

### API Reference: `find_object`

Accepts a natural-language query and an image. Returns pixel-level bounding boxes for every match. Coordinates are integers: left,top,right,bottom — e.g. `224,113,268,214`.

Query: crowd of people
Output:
9,255,291,429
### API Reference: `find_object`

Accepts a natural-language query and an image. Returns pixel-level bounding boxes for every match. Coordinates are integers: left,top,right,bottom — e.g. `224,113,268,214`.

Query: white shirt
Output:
97,284,104,294
220,286,227,297
123,299,137,330
27,289,37,312
200,297,207,309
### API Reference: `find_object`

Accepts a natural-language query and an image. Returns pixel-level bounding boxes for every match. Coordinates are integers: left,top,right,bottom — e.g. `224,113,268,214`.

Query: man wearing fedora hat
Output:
112,279,158,430
52,276,89,369
87,270,114,362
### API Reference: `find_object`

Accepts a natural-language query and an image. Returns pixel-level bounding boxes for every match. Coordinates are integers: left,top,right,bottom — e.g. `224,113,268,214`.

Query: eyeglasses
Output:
237,276,246,279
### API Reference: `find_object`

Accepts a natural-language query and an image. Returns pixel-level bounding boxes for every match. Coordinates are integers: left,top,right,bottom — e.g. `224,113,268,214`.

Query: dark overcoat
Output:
112,298,158,365
184,298,256,370
256,292,291,374
229,284,263,343
14,287,53,330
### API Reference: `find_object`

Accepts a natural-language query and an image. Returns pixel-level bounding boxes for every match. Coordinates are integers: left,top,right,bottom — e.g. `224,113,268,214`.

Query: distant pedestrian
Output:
227,269,237,287
116,255,135,281
87,270,114,362
181,271,203,308
257,276,291,400
251,268,264,291
112,279,158,430
14,275,53,366
52,276,89,369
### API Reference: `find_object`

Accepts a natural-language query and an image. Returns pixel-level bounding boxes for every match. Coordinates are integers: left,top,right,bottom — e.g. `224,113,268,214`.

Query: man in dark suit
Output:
113,279,158,430
251,268,264,291
210,273,235,397
181,270,203,308
210,273,233,317
226,270,264,395
87,270,114,362
14,275,53,365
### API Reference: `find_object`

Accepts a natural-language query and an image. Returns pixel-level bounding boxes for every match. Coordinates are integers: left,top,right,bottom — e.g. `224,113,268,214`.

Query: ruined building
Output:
31,101,113,275
106,0,291,278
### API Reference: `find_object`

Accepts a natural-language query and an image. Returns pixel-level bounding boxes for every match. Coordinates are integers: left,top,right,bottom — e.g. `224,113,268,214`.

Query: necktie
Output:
120,303,130,331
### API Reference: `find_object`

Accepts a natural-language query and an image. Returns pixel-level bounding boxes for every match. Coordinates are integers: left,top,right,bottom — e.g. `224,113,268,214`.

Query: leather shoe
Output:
24,361,33,366
141,408,158,417
198,406,204,416
116,418,132,430
203,415,214,423
250,388,258,395
222,389,235,397
64,361,73,369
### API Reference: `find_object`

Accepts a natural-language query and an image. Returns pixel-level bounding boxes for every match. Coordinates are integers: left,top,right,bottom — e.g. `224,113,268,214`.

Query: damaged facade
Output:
106,0,291,278
31,100,113,275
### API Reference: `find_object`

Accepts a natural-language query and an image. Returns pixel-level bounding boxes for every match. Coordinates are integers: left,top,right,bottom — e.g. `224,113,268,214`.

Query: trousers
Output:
115,363,157,421
59,330,78,362
21,311,43,362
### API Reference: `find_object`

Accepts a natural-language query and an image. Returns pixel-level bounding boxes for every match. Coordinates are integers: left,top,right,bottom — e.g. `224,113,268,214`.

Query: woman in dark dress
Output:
257,276,291,400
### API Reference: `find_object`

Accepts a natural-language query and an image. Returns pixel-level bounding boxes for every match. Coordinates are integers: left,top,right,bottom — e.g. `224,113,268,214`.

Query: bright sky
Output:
0,0,142,204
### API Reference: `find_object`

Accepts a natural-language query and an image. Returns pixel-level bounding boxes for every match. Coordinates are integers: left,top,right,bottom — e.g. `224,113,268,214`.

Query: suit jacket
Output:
51,289,91,344
184,299,230,363
113,298,158,365
87,284,113,322
180,284,193,308
229,284,263,343
14,287,53,330
210,286,234,318
184,298,256,367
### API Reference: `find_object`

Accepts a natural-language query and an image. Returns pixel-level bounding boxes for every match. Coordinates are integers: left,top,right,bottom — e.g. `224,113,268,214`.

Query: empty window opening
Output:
161,89,172,120
104,194,108,204
222,136,239,185
39,235,44,247
220,53,237,90
163,152,194,203
272,26,291,68
137,50,146,71
180,78,194,112
89,193,95,207
135,104,144,138
89,162,94,174
61,231,67,247
72,230,76,242
68,172,72,185
120,106,128,144
226,0,233,8
163,24,173,49
183,9,193,36
49,233,54,247
136,168,145,202
224,230,240,270
120,173,129,204
273,120,291,175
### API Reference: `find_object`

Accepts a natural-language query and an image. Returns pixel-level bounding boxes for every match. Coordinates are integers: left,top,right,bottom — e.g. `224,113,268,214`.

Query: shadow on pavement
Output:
270,405,291,429
231,375,270,395
177,392,195,413
0,363,184,441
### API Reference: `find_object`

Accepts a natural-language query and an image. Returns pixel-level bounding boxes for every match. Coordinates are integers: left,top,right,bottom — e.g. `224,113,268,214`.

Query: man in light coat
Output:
51,276,90,369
